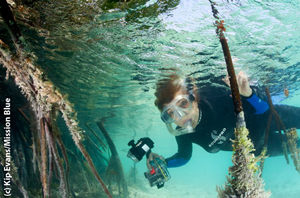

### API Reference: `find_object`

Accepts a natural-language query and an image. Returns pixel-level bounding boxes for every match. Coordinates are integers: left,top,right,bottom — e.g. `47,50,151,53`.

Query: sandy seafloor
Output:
115,93,300,198
124,154,300,198
121,145,300,198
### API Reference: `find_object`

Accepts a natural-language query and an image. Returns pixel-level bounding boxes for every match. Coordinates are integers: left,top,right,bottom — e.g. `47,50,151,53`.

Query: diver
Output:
146,72,300,169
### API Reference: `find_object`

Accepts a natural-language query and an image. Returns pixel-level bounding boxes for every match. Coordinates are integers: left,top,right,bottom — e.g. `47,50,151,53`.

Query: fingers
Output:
146,158,152,170
159,156,167,165
223,71,251,96
159,155,165,161
237,71,252,97
237,73,245,86
232,71,247,88
149,152,157,161
146,152,154,170
222,75,230,87
238,72,250,89
146,152,157,170
146,153,165,170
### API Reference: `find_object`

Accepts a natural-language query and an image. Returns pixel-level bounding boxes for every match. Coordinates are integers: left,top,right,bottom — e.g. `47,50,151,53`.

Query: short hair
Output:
154,75,200,111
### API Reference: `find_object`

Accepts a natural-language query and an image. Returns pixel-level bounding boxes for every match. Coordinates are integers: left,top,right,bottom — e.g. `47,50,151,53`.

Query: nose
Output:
173,108,187,121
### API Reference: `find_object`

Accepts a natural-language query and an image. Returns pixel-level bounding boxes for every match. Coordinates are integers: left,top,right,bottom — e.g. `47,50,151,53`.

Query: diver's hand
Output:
146,152,166,170
222,71,252,97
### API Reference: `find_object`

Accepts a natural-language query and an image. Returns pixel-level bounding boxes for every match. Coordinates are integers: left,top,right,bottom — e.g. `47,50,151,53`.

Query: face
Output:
163,91,199,129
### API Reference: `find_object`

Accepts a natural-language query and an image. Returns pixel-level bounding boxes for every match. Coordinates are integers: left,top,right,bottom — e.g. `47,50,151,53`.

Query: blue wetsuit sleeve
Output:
246,93,269,114
166,157,189,168
244,87,269,114
165,135,192,168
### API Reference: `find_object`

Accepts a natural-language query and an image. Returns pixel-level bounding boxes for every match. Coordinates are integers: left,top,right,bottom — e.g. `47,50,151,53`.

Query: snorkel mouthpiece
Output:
166,120,194,136
184,120,193,133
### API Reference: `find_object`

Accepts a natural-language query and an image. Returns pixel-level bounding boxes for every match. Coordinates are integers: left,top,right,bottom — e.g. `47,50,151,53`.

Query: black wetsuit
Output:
165,87,300,168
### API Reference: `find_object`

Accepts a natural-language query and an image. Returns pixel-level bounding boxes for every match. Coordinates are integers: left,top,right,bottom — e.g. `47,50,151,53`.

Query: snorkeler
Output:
146,72,300,169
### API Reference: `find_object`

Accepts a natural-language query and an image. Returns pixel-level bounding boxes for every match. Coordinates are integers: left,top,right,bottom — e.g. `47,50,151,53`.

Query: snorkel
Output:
166,120,194,136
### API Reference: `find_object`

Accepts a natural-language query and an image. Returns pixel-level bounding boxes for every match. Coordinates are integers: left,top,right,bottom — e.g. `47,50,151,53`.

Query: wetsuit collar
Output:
196,109,202,127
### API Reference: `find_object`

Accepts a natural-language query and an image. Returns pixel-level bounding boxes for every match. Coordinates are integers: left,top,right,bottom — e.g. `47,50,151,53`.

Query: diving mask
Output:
161,95,195,136
160,95,193,123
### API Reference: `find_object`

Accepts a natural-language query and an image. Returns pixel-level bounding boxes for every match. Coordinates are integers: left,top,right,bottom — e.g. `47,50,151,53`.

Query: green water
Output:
1,0,300,197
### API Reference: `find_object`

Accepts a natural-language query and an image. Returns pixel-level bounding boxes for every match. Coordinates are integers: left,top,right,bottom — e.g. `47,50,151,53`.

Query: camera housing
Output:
127,137,154,163
127,137,171,189
144,157,171,189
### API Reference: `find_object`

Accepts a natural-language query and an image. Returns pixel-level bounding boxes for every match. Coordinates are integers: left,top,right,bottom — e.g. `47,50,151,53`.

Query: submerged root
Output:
217,119,271,198
0,1,112,197
45,121,68,198
286,128,300,174
39,118,49,197
52,105,71,194
259,146,268,173
0,40,112,197
97,121,129,197
0,138,29,198
282,142,290,165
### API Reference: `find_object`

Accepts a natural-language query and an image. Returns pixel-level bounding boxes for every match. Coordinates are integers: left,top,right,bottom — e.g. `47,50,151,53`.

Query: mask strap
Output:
185,77,195,101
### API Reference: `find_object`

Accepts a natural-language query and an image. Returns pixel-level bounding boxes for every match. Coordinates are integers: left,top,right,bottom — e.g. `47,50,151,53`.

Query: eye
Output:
178,99,189,108
181,100,187,107
167,110,174,118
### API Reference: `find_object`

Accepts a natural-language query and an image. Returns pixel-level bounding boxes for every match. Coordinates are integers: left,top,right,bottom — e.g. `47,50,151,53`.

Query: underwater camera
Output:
127,137,154,163
127,137,171,189
144,157,171,189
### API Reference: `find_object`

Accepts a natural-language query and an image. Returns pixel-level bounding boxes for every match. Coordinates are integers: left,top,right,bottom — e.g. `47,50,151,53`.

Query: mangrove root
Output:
217,122,270,198
209,2,270,196
0,137,29,198
265,87,289,164
286,128,300,174
97,121,129,197
85,122,107,151
0,1,112,197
